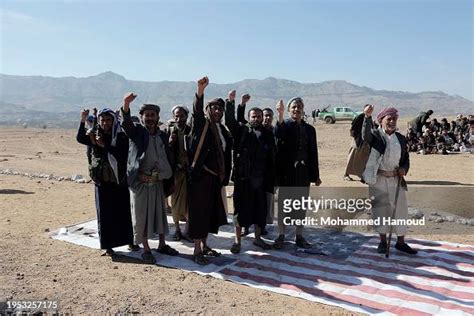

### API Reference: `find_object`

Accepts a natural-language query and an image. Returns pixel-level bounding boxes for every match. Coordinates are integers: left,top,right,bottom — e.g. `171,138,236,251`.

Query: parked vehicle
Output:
318,106,362,124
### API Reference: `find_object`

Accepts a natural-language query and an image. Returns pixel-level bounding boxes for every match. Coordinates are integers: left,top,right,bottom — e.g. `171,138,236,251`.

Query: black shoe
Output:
128,244,140,252
377,241,387,254
395,242,418,255
295,236,312,249
243,227,250,236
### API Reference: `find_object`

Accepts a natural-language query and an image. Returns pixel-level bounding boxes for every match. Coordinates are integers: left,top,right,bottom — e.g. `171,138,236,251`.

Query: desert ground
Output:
0,117,473,314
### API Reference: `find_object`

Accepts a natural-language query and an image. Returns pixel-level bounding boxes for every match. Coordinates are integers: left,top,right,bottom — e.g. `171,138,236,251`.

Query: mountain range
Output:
0,71,472,128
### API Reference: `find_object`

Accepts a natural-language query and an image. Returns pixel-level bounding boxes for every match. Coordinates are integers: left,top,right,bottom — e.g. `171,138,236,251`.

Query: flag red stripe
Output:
250,254,473,300
234,260,474,314
220,267,432,316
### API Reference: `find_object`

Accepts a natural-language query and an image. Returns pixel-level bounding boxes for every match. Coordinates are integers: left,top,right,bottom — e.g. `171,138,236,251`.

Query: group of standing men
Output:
77,76,417,266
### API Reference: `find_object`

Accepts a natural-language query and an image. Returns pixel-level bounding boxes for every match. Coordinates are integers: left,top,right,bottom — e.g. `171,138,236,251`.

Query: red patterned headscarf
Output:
376,107,398,123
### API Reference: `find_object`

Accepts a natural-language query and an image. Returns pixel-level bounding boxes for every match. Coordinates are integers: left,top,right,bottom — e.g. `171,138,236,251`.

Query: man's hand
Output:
80,109,89,123
228,90,236,102
364,104,374,118
169,132,177,144
315,178,322,186
276,99,284,123
123,92,137,113
95,135,105,148
398,169,406,177
197,76,209,97
241,94,251,105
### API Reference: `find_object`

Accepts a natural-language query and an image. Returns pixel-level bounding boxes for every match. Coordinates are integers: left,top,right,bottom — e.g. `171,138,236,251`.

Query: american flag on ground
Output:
53,218,474,315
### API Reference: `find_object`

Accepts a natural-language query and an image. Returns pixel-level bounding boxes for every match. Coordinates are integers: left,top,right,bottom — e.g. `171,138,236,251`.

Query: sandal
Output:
230,243,241,254
295,236,312,249
101,248,115,256
141,251,156,264
193,253,209,265
202,246,221,257
253,239,272,250
173,230,182,241
273,235,285,250
156,244,179,256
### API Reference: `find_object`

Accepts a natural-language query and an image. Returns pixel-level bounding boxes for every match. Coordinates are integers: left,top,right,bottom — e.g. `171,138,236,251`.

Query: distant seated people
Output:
450,120,458,133
405,128,418,152
409,109,433,135
440,118,450,131
430,118,441,132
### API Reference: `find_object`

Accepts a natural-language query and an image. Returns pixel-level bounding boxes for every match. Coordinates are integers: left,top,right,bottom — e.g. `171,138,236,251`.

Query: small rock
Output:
71,174,84,181
435,217,445,223
113,266,118,269
44,228,50,232
446,216,455,222
410,210,424,219
76,179,86,184
431,212,439,216
468,219,474,226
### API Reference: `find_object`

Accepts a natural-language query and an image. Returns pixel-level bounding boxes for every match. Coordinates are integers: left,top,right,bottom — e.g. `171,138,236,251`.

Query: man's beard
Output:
144,120,157,128
249,121,261,128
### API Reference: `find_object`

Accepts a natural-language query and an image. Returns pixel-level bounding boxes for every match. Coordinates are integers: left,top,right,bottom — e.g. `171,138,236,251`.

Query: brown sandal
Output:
193,253,209,265
202,246,221,257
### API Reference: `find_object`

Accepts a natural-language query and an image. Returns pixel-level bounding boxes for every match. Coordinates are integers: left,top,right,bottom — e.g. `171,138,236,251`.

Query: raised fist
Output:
364,104,374,117
81,109,90,122
276,99,285,115
123,92,137,105
197,76,209,90
241,94,251,105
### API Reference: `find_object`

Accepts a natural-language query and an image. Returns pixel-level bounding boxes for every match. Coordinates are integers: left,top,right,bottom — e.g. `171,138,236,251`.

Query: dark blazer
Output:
225,99,275,193
351,113,365,148
362,116,410,174
120,108,173,191
274,118,320,185
76,122,129,186
188,94,233,186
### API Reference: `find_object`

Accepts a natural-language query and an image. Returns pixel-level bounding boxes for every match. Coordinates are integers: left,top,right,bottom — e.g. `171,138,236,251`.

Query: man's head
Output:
206,98,225,123
98,108,115,133
427,110,434,116
248,107,263,128
139,104,160,129
262,108,274,128
377,107,399,134
171,105,189,128
287,97,304,122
